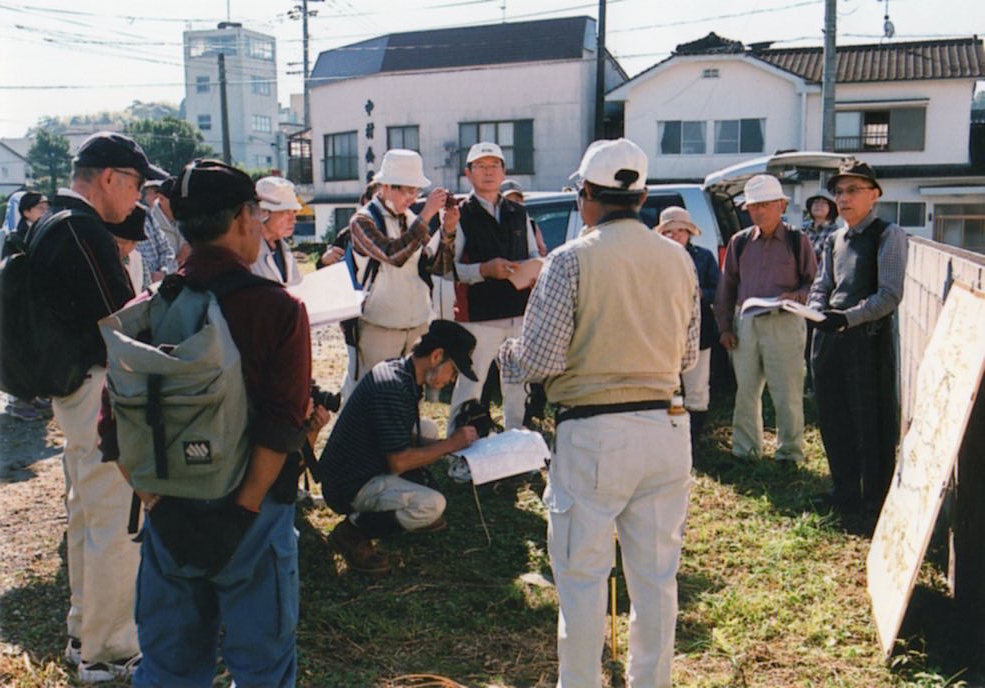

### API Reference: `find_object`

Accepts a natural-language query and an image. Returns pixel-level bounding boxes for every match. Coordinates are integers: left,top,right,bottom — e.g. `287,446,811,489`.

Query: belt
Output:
556,399,670,425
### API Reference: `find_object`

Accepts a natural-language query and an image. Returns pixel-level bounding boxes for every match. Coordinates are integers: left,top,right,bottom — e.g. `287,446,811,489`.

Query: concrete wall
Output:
309,58,594,196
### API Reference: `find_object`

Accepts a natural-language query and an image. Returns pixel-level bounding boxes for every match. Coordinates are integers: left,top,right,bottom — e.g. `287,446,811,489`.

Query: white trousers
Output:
546,409,692,688
447,318,526,434
350,474,446,531
680,347,711,412
53,367,140,664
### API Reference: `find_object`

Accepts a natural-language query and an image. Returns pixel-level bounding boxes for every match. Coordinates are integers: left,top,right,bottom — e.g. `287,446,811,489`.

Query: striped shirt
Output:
318,357,421,508
498,241,701,384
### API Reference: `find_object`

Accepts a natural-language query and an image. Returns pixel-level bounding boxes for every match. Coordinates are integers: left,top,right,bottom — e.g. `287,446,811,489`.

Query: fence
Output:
898,237,985,615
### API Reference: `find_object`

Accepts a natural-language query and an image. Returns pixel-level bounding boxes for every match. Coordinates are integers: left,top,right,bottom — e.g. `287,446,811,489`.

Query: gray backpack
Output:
99,272,273,499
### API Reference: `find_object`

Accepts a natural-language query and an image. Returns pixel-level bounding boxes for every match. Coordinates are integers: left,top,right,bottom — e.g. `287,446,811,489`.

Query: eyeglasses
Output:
471,163,503,172
112,168,145,189
833,185,876,197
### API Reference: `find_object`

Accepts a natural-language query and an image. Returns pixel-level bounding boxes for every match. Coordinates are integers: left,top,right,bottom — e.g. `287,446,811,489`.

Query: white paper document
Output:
739,296,825,322
452,428,551,485
287,262,364,327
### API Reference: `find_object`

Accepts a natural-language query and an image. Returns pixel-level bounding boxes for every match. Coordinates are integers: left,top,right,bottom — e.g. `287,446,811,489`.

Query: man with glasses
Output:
432,142,541,435
808,158,907,516
713,174,817,464
342,149,450,391
251,175,304,286
28,131,166,682
316,320,480,575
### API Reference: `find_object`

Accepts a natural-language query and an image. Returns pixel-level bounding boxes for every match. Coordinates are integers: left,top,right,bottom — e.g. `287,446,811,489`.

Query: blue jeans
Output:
133,496,298,688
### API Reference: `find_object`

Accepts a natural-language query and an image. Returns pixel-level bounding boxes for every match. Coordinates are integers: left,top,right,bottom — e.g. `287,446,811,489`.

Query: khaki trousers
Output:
53,366,140,663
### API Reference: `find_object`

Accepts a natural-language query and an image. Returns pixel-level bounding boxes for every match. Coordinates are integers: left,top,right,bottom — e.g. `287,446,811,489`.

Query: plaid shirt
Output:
136,215,177,275
349,198,430,267
498,242,701,384
802,219,839,264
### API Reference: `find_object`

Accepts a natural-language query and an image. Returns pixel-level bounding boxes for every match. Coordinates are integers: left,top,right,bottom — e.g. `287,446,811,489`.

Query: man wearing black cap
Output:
316,319,480,574
808,157,908,515
500,139,700,687
105,204,149,291
27,131,165,682
129,159,312,687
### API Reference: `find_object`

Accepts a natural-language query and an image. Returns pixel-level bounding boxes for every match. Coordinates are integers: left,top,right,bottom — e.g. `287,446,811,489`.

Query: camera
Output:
310,382,341,412
444,192,459,209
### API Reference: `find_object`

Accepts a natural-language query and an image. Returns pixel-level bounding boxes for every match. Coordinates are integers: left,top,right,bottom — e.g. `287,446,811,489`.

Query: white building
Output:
306,16,626,238
0,139,30,197
607,34,985,252
182,22,280,170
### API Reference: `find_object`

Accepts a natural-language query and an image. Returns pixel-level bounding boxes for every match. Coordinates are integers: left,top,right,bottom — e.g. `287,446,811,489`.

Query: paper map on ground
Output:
739,296,825,322
451,429,550,485
288,262,364,327
867,283,985,656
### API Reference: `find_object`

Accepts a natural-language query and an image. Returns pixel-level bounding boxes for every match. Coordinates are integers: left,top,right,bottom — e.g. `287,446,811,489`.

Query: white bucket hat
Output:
373,149,431,188
655,206,700,236
256,176,302,212
466,142,505,165
742,174,788,205
569,138,648,192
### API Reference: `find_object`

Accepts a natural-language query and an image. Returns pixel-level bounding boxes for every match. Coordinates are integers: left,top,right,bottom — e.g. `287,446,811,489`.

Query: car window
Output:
639,194,686,230
710,191,744,245
528,201,576,253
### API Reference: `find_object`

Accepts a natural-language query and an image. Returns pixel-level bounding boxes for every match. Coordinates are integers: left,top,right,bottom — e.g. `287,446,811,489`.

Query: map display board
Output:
868,283,985,655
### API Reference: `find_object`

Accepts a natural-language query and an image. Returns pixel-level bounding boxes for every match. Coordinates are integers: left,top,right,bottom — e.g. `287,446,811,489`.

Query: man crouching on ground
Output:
317,320,480,574
132,160,311,687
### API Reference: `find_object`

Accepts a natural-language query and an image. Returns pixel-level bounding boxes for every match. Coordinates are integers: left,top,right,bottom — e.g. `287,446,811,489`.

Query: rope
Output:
471,480,492,547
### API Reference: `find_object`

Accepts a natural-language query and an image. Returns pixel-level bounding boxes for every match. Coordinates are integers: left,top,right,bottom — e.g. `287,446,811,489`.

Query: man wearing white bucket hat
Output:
500,138,700,687
713,174,817,463
251,176,304,286
343,149,450,387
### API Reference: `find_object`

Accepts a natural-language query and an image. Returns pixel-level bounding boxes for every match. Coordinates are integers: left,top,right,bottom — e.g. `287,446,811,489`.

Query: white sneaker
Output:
78,654,141,683
64,637,81,666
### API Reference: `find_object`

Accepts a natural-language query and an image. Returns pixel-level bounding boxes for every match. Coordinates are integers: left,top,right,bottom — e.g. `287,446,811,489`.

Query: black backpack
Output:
0,209,92,400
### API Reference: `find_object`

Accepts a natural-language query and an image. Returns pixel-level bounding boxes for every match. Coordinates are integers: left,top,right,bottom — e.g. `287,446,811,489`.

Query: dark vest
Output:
458,196,530,322
829,218,887,311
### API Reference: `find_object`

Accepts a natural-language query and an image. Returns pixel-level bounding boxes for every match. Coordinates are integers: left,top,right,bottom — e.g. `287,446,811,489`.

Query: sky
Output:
1,0,982,139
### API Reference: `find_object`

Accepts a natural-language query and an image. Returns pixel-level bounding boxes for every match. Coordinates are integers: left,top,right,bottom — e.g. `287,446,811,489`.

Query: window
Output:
334,208,357,235
248,37,274,61
387,125,420,152
702,68,720,78
458,119,533,173
714,119,765,154
324,131,358,181
658,120,706,155
189,34,238,58
252,115,271,133
255,155,272,168
835,108,926,153
935,203,985,252
195,75,210,93
251,76,271,96
197,114,212,131
876,201,926,227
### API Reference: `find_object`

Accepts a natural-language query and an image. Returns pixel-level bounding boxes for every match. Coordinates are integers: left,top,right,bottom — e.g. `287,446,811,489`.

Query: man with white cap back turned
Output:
713,174,817,464
341,149,451,391
500,138,700,687
251,176,304,286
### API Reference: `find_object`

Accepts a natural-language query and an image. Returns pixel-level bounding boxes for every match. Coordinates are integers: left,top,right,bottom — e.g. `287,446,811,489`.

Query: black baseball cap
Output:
169,159,258,221
73,131,168,181
19,191,48,213
827,157,883,196
419,320,478,381
105,203,148,241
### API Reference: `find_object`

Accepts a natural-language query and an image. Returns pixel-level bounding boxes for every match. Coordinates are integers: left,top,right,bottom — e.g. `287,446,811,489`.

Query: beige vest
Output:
544,217,696,407
355,201,431,329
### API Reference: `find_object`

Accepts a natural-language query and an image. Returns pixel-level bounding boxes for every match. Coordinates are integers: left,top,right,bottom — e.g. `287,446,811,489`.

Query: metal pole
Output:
594,0,607,140
302,0,311,131
821,0,837,151
218,53,232,164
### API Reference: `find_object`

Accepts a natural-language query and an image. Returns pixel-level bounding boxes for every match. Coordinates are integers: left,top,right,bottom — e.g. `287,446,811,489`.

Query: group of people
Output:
4,124,907,688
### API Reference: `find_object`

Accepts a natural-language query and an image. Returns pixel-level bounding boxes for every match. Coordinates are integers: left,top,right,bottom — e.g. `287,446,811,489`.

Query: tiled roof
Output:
753,37,985,83
311,16,619,85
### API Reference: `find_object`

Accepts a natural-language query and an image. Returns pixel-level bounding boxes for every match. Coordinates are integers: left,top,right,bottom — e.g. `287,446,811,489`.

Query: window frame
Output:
458,119,534,174
835,107,926,153
386,125,420,153
251,114,272,133
658,120,707,156
251,75,271,96
197,114,212,131
323,131,359,181
195,75,210,94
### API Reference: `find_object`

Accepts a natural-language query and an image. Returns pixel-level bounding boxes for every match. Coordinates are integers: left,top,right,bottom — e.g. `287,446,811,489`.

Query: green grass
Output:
2,366,982,686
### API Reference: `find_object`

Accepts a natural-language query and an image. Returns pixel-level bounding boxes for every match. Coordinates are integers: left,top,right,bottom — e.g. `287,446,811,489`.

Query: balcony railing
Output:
834,134,890,153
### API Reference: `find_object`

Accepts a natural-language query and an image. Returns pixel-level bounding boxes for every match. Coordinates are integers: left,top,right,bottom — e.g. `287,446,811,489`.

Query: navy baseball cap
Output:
104,203,148,241
169,159,258,221
73,132,168,181
419,320,478,381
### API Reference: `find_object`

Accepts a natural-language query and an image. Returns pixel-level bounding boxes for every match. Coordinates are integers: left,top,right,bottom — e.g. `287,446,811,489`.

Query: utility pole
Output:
292,0,323,132
821,0,837,151
594,0,607,140
219,53,232,164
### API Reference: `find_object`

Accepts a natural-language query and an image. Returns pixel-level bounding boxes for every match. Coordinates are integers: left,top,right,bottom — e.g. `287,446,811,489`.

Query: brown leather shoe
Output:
413,516,447,533
328,519,390,574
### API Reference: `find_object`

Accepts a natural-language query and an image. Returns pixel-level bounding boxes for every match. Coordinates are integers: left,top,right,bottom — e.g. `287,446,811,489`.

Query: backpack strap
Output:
24,209,79,250
733,227,753,263
360,202,385,289
205,269,281,299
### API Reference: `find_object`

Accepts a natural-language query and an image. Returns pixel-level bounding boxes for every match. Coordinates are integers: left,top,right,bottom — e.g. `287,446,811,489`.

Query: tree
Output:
124,117,215,176
26,130,72,197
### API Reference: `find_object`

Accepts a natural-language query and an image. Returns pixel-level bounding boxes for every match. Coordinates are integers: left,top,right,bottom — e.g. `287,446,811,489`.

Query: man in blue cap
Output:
28,131,165,682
